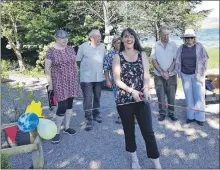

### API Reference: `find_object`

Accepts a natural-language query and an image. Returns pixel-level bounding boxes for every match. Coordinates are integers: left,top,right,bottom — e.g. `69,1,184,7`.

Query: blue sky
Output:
195,1,219,18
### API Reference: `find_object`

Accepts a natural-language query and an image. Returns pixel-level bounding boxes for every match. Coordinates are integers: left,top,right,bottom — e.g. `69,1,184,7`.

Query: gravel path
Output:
1,74,219,169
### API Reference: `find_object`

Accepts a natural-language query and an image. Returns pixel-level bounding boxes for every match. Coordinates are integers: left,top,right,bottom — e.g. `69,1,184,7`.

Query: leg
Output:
181,73,195,121
154,75,166,121
80,82,93,121
135,102,160,159
92,82,103,123
166,75,178,121
117,104,136,152
117,104,140,169
52,99,69,144
192,75,206,123
63,97,76,135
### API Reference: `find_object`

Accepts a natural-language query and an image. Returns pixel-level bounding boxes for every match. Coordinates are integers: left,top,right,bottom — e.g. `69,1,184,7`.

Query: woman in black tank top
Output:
112,28,161,169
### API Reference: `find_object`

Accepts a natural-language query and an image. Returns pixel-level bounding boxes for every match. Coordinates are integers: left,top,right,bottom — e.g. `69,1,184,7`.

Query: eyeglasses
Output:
185,37,194,40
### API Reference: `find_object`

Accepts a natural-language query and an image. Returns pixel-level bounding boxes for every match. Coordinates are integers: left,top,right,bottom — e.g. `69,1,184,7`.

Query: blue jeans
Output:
181,72,205,122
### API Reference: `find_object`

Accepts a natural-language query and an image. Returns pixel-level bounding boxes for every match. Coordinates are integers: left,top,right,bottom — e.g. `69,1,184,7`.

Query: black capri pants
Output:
56,97,74,116
117,101,160,159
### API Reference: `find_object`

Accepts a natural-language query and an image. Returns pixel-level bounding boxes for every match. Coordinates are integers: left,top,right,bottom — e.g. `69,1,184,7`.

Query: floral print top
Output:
115,52,144,104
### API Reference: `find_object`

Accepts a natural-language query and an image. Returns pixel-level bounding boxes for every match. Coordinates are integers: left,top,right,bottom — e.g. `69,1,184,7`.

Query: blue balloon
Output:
17,113,39,132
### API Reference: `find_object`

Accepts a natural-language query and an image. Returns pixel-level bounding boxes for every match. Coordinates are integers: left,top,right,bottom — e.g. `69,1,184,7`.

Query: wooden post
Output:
31,130,44,169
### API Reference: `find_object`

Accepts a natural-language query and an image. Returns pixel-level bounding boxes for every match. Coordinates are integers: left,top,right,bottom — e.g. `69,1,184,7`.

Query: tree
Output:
74,1,123,50
117,0,211,41
1,1,36,71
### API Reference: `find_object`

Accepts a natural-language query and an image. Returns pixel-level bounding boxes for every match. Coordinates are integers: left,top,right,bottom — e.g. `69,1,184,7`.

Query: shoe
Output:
168,115,178,121
196,121,204,126
115,116,122,124
52,134,60,144
132,160,141,169
158,114,166,121
93,115,102,123
63,128,76,135
85,121,93,131
186,119,195,123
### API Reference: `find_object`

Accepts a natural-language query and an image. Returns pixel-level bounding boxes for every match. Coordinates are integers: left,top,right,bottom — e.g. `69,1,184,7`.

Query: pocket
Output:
154,75,163,86
168,75,177,85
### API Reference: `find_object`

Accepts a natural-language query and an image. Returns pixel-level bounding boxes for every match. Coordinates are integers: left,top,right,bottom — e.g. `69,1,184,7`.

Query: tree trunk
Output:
8,39,25,72
103,1,112,52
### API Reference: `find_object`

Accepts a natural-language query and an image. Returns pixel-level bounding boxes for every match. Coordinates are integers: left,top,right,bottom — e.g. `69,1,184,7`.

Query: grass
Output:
206,47,219,70
177,47,219,92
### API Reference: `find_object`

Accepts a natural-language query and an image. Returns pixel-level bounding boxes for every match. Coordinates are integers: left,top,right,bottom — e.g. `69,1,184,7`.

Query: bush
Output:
143,46,154,75
1,153,11,169
1,60,9,82
36,42,55,71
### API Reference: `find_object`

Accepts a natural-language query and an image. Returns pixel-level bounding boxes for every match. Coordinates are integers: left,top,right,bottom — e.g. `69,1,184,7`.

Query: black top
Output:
115,52,144,104
181,44,197,74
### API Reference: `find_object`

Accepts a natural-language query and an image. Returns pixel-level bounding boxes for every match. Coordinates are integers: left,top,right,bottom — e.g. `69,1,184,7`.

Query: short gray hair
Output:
55,29,69,38
159,26,170,34
88,29,99,38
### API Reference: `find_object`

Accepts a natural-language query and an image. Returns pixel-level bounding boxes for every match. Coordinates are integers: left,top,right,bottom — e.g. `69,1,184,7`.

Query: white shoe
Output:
132,160,141,169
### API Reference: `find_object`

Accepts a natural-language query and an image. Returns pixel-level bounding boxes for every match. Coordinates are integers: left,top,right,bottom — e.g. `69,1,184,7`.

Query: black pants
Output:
80,82,102,121
154,75,177,116
56,97,74,116
117,101,160,159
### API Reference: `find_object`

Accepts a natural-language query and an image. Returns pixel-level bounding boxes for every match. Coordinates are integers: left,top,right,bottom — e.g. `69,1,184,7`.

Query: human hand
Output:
106,79,112,88
143,88,151,102
48,84,53,91
163,71,169,80
131,89,142,102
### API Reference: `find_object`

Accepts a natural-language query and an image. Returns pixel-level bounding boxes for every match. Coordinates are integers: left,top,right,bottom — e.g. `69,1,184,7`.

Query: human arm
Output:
76,44,83,69
103,52,112,88
112,54,142,101
45,59,53,90
150,43,167,79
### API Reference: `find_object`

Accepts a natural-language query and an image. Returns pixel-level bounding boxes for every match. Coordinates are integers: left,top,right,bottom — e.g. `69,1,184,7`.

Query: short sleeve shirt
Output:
76,42,106,82
150,40,177,76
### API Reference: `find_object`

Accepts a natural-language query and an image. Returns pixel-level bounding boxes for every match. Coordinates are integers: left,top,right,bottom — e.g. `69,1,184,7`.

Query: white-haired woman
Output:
175,29,209,126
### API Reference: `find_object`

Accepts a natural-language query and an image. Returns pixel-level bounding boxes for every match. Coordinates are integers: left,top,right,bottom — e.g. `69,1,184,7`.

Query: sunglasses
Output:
185,37,194,40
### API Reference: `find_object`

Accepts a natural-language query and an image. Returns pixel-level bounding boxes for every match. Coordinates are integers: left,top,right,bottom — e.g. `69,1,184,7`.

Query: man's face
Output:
91,30,101,45
160,29,170,43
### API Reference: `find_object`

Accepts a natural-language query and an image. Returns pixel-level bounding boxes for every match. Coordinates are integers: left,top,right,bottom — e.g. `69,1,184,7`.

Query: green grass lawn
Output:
206,47,219,70
177,47,219,92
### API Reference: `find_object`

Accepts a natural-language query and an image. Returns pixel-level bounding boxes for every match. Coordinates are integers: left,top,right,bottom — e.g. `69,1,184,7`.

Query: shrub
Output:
143,46,154,75
1,153,11,169
1,60,9,82
36,42,55,71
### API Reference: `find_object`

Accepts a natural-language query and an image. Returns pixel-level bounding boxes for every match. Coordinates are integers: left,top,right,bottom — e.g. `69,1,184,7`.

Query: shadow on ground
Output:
1,79,219,169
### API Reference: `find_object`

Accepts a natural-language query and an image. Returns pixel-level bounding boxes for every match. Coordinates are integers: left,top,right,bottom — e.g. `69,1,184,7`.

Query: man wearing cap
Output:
150,26,178,122
103,35,122,124
76,28,106,131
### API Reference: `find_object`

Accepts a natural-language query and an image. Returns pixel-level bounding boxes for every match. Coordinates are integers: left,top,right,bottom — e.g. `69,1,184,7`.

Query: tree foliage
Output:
1,0,211,70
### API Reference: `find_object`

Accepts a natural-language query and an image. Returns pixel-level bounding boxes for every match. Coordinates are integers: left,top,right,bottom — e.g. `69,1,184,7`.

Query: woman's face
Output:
184,37,195,46
113,40,121,51
122,31,135,49
56,37,68,47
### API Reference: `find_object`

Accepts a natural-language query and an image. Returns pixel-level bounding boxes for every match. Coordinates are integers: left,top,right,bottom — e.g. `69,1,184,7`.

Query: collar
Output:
158,40,171,46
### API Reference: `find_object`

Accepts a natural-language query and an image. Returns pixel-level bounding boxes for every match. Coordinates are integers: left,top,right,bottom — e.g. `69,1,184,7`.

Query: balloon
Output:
25,100,43,118
17,113,39,132
37,119,57,140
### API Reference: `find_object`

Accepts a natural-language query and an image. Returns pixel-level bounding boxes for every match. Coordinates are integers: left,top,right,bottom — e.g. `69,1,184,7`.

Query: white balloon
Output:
37,118,57,140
